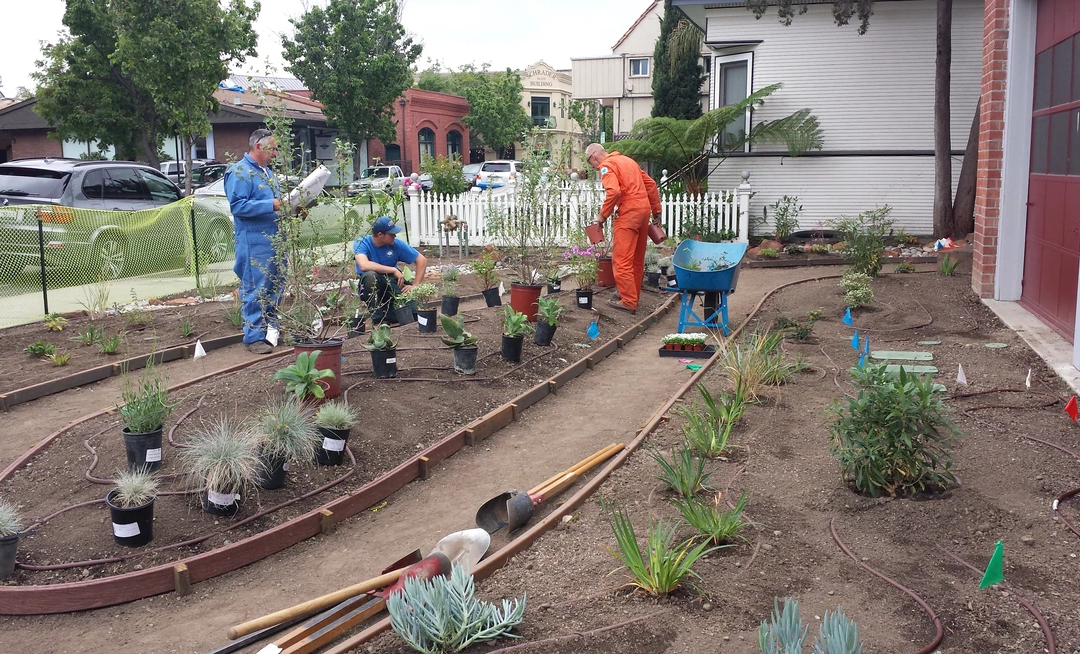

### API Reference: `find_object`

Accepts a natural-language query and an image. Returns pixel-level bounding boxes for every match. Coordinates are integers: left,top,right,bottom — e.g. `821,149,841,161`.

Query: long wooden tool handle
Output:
534,443,624,500
227,569,402,640
528,443,620,495
281,597,387,654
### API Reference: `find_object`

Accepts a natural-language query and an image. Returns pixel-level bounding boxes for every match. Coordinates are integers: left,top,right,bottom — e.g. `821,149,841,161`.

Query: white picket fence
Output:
405,180,752,249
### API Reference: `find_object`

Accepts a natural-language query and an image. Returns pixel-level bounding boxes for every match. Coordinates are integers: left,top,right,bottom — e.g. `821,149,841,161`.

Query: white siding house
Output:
672,0,983,234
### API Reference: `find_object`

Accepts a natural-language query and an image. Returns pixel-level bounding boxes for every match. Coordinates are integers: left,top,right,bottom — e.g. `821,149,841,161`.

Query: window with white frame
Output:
629,58,649,77
712,52,753,153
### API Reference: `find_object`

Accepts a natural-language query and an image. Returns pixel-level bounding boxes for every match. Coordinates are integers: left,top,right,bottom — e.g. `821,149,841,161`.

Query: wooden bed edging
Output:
0,296,675,615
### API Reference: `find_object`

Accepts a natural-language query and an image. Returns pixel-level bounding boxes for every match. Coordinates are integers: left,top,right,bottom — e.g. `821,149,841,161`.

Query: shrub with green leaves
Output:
675,490,749,546
272,350,336,400
758,598,862,654
768,196,802,240
536,296,564,327
784,243,803,255
829,364,959,497
839,271,874,308
651,442,713,499
500,306,533,338
894,262,916,274
388,563,525,654
25,341,57,357
759,248,779,259
833,206,893,277
420,154,469,196
406,282,439,305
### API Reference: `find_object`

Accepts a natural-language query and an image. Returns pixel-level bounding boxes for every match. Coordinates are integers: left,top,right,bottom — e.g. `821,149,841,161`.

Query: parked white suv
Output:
475,160,523,190
349,165,405,195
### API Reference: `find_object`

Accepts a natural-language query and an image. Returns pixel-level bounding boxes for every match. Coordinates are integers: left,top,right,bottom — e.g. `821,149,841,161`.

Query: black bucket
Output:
441,296,460,316
416,308,438,333
501,335,524,363
122,427,163,473
481,287,502,307
454,346,478,375
316,426,350,466
394,303,416,326
106,489,155,547
0,535,17,580
371,348,398,378
202,490,240,517
534,321,557,347
546,282,561,294
255,454,287,490
576,290,593,310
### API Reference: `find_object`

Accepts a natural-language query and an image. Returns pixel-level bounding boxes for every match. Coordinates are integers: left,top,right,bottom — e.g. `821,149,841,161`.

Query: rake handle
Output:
527,443,621,495
533,443,624,500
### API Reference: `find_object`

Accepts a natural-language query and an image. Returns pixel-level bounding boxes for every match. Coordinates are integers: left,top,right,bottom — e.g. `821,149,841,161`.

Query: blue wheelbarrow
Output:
663,240,748,335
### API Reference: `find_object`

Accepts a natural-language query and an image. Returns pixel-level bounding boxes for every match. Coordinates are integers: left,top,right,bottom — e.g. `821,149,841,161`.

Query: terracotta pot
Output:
292,339,344,400
664,343,676,350
596,258,616,288
509,283,543,322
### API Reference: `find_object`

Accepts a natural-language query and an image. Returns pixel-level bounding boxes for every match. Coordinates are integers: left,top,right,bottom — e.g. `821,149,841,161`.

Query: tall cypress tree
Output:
651,0,706,120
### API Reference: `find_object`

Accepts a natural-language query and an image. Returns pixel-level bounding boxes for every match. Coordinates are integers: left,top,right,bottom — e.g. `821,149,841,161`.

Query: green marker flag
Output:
979,540,1004,588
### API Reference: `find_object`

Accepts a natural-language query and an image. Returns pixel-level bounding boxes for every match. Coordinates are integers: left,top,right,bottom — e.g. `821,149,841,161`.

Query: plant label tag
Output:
113,522,141,538
283,461,291,472
499,282,505,296
145,448,162,463
386,357,397,364
668,279,677,287
323,437,346,452
207,490,234,506
311,318,324,333
578,297,588,305
418,315,428,326
266,327,280,347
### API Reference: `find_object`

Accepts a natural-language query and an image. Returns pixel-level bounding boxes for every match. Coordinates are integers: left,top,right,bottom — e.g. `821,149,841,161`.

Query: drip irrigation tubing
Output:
936,545,1056,654
484,611,665,654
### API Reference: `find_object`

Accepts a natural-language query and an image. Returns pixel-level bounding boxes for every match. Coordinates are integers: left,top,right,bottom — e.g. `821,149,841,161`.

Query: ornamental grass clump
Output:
829,364,959,497
651,442,713,499
720,330,793,402
111,468,159,508
255,397,321,468
679,384,745,458
119,364,173,433
0,500,22,538
388,563,526,654
757,598,862,654
674,490,750,546
179,417,261,497
315,400,356,430
603,499,719,598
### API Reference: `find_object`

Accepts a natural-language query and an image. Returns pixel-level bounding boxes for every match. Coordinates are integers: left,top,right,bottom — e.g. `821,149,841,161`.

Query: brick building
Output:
366,88,470,177
972,0,1080,368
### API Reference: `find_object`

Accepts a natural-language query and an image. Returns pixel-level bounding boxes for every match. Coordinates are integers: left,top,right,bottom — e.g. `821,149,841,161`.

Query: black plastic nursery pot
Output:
316,426,350,466
122,427,163,473
501,334,524,363
105,489,155,548
202,490,241,517
346,316,366,338
416,308,438,333
0,534,17,581
371,348,398,378
546,282,561,294
441,295,460,317
453,346,478,375
534,321,557,347
394,302,416,326
481,287,502,307
646,271,661,288
576,289,593,310
255,454,288,490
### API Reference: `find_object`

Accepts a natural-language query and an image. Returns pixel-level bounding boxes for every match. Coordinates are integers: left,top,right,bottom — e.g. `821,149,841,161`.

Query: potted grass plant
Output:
500,306,533,363
470,253,501,307
534,296,563,347
441,314,480,375
180,417,261,516
366,324,398,378
0,500,22,581
407,283,439,333
105,468,158,547
118,363,173,473
440,265,461,316
253,397,320,490
314,400,356,466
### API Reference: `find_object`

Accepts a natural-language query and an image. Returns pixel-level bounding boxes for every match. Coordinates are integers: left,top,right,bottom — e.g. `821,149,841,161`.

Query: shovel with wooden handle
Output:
475,443,624,534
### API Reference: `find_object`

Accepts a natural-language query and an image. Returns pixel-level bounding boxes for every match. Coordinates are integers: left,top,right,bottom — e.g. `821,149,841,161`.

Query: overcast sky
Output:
2,0,649,96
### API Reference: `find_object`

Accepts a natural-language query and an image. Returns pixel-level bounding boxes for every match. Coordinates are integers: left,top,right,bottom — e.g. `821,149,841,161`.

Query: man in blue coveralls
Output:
353,216,428,324
225,129,284,354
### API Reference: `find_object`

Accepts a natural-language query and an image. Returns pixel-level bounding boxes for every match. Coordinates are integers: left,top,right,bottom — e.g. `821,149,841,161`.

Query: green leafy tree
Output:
421,154,467,195
652,0,706,120
283,0,422,146
615,84,823,194
33,0,259,168
461,69,531,155
745,0,873,34
562,99,614,148
415,61,490,97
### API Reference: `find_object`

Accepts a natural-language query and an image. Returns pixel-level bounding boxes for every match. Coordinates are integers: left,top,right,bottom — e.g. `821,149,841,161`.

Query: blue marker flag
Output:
587,321,600,340
858,354,866,367
842,307,853,327
863,335,871,355
851,330,860,351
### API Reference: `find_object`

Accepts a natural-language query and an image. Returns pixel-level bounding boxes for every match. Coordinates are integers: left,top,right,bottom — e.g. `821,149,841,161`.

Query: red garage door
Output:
1022,0,1080,341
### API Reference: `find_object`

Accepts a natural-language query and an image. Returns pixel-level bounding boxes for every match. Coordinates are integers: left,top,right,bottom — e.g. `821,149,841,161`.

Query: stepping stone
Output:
871,351,934,361
884,365,939,375
918,340,942,346
985,343,1009,349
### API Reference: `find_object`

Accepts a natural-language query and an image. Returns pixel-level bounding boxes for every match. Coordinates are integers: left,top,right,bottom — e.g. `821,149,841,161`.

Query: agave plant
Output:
366,324,397,351
179,417,261,496
255,397,321,467
440,314,478,348
111,468,159,508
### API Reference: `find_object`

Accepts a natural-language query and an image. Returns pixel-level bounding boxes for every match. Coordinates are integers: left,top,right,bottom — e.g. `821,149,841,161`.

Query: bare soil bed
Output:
366,272,1080,653
0,284,664,587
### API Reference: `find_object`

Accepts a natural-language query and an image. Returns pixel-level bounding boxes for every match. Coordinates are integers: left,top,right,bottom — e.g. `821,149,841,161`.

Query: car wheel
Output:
201,219,234,263
94,233,128,280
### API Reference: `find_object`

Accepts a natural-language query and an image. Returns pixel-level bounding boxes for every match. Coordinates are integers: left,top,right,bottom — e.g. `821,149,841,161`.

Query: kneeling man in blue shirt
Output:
353,216,428,323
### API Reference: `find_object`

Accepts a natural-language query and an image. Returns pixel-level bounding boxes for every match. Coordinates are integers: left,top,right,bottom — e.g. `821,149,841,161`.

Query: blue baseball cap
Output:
371,215,402,235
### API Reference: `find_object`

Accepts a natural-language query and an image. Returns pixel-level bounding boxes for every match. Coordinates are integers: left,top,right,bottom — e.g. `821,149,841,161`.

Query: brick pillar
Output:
972,0,1011,298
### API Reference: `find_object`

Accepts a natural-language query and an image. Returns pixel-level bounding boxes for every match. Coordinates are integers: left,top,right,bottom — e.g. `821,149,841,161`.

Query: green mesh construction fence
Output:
0,195,373,328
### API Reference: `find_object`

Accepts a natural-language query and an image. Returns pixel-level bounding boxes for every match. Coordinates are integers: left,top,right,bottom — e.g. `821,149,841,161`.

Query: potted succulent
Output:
180,417,261,516
393,293,417,326
253,397,320,490
534,296,563,347
500,306,534,363
118,364,173,473
566,246,599,310
407,283,440,333
441,314,480,375
440,265,461,317
105,468,158,547
272,350,337,405
470,252,502,307
366,324,398,378
0,500,22,581
315,400,356,466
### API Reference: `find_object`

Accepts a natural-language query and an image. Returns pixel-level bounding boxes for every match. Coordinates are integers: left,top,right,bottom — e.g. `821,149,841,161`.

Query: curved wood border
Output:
0,295,676,615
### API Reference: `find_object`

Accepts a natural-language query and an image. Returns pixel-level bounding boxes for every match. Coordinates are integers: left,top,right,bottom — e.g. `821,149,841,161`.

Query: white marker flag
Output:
193,339,207,360
957,364,968,386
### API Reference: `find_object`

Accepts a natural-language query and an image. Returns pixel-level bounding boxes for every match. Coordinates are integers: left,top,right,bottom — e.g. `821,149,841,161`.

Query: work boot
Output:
607,297,637,315
246,340,274,355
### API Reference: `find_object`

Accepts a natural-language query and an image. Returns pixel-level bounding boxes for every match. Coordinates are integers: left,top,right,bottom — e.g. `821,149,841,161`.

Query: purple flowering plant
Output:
565,246,599,290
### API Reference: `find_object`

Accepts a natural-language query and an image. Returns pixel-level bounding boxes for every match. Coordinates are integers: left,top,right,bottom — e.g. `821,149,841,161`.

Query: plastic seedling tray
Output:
658,345,716,359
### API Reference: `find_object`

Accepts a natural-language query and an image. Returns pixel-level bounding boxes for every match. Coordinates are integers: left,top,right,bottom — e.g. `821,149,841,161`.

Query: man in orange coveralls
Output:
585,143,662,314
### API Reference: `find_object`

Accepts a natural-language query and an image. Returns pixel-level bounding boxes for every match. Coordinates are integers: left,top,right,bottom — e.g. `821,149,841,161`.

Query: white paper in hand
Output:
193,339,207,360
956,363,968,386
